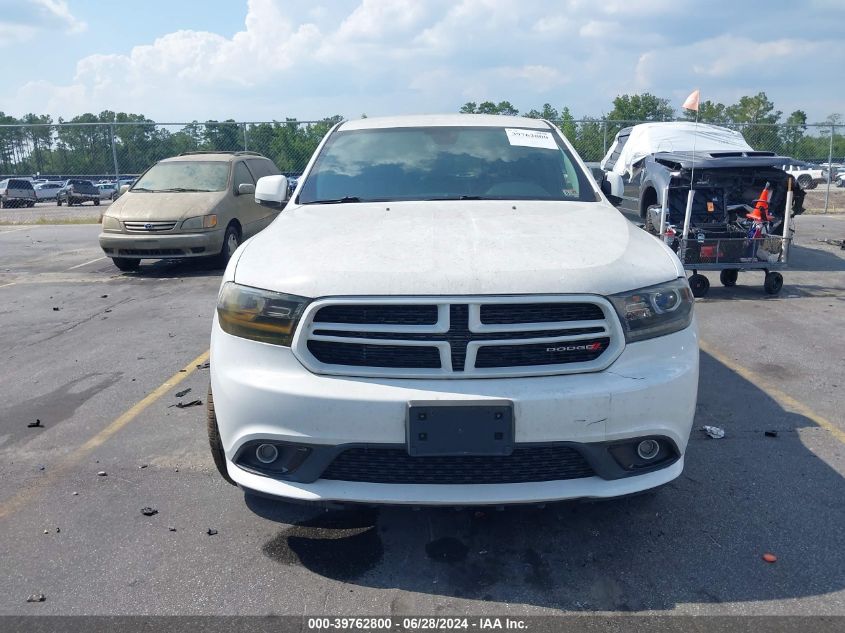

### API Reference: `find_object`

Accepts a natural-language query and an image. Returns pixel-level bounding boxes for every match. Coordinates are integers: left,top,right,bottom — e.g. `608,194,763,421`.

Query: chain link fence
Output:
1,118,842,210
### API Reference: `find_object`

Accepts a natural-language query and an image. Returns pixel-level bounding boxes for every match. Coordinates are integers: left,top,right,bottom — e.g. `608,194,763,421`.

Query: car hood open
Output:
234,200,682,297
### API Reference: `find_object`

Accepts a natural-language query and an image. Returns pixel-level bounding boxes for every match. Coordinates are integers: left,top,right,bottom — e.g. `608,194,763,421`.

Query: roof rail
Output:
177,150,264,157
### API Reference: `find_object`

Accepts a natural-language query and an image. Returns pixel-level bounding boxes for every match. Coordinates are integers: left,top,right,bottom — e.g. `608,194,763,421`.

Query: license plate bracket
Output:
406,400,514,457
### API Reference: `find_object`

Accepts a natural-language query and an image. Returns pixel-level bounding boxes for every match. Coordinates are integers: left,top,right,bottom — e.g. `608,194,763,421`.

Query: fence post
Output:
110,123,120,184
602,120,608,156
242,123,248,151
824,124,834,214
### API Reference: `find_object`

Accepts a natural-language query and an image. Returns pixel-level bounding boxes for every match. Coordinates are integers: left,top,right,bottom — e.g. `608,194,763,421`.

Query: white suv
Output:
208,114,699,506
782,162,828,189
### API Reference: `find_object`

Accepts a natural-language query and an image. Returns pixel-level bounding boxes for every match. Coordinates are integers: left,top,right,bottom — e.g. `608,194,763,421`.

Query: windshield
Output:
298,126,597,204
132,162,229,192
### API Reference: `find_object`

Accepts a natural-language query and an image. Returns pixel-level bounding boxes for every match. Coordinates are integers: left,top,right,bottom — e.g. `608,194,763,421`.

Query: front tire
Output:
207,386,235,485
56,197,63,206
797,175,814,190
111,257,140,272
93,198,100,206
214,223,240,268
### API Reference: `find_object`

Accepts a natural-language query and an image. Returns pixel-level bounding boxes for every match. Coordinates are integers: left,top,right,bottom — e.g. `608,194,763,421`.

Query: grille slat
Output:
481,303,604,324
475,337,610,368
123,221,177,233
315,304,438,325
307,340,441,368
321,445,596,484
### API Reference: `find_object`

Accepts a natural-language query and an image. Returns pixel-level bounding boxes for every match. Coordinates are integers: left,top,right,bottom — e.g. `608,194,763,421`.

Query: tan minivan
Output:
99,151,282,271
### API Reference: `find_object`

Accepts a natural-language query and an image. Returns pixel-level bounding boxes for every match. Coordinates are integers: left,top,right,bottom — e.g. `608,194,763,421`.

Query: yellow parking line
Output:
700,340,845,445
66,256,106,271
0,349,210,521
0,282,14,289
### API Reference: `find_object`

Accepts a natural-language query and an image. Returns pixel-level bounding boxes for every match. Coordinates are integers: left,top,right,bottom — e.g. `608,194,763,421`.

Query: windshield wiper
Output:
306,196,362,204
154,187,211,193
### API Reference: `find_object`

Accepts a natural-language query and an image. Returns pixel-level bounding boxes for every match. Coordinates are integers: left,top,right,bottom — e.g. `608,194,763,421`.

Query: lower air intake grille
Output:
320,445,596,484
475,337,610,368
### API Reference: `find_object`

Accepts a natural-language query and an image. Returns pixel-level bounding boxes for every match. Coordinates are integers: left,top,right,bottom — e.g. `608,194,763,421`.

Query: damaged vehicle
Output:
208,114,699,507
601,122,804,236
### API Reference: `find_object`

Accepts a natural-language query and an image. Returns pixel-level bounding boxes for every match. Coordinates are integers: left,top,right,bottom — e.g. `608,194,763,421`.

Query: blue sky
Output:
1,0,842,123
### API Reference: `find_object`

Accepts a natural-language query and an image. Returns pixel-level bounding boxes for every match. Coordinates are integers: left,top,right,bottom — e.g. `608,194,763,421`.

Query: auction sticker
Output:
505,128,557,149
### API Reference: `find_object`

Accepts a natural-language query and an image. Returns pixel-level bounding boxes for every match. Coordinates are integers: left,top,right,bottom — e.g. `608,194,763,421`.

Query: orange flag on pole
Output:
682,89,700,112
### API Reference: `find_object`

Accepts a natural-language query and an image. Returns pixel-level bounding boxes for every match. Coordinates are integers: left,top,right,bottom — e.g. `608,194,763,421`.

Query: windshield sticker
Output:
505,128,558,150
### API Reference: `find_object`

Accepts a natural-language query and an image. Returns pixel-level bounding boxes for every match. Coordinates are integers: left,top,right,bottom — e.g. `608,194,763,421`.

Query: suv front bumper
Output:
210,320,698,505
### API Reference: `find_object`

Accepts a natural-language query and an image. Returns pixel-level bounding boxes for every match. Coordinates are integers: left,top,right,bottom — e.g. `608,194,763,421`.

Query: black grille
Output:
314,304,438,325
321,445,596,484
307,340,441,368
480,303,604,324
475,337,610,368
118,249,183,256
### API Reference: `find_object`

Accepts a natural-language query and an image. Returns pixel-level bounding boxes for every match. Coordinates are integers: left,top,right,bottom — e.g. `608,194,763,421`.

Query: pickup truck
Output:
57,179,100,206
206,114,699,507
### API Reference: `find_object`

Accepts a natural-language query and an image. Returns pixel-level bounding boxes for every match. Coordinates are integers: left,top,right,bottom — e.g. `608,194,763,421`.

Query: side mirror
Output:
237,182,256,196
600,172,624,206
119,184,130,195
255,175,289,208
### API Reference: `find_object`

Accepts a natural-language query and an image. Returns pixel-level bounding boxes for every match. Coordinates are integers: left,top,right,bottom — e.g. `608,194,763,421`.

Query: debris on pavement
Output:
762,552,778,563
27,419,43,428
26,593,46,603
702,425,725,439
196,361,210,370
52,307,60,311
139,464,148,469
170,399,203,409
100,294,108,298
38,465,45,471
56,527,60,533
765,430,779,438
72,492,78,496
168,526,177,532
96,471,107,477
174,388,191,398
141,507,158,516
43,530,48,534
206,528,218,536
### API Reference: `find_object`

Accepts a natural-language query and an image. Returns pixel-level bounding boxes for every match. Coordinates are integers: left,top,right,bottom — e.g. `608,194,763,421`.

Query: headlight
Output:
608,278,694,343
181,214,217,230
216,282,310,346
101,215,121,230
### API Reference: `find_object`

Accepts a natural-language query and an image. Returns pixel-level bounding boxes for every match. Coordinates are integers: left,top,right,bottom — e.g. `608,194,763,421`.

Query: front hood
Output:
235,201,681,297
107,190,225,221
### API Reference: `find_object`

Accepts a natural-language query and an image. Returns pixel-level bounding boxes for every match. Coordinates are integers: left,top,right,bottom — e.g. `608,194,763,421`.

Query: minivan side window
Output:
233,162,254,190
245,159,280,180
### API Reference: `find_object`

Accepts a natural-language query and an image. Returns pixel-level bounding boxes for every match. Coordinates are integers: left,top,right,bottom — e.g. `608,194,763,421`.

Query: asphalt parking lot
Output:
0,214,843,617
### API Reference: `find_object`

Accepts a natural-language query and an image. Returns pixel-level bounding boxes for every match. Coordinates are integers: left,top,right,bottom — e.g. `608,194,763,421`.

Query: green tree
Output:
459,101,519,116
607,93,674,123
524,103,559,120
780,110,807,157
724,91,782,150
683,100,728,124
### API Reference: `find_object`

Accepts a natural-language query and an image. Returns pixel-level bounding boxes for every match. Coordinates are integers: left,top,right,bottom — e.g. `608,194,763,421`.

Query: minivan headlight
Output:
608,278,694,343
101,215,120,230
216,282,310,346
181,214,217,230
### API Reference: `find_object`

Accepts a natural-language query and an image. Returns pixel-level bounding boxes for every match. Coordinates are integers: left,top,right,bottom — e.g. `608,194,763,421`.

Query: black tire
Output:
214,223,241,268
56,197,62,206
207,386,235,485
764,272,783,295
111,257,140,272
689,273,710,298
94,198,100,206
27,200,35,208
719,269,738,287
797,175,814,190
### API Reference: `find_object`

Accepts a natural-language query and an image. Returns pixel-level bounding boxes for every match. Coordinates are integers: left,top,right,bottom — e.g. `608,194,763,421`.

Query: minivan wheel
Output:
207,386,235,485
215,223,240,268
94,198,100,206
111,257,140,272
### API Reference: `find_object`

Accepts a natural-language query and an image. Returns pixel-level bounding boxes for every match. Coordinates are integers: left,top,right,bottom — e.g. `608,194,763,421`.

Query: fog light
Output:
637,439,660,460
255,443,279,464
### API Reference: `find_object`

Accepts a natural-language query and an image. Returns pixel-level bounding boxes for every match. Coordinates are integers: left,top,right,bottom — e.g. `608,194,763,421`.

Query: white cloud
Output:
0,0,86,45
1,0,842,122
